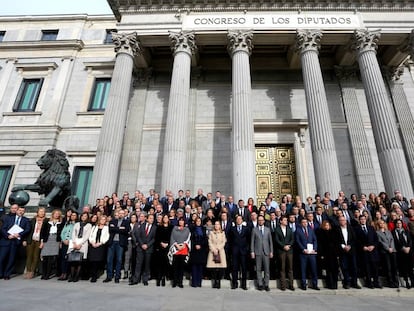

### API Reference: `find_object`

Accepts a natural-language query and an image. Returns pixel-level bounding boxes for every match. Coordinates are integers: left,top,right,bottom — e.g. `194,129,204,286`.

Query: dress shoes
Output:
129,280,138,285
300,285,307,291
288,285,295,291
241,285,248,290
90,278,97,283
114,278,120,283
4,276,10,280
178,284,183,288
103,278,112,283
264,286,270,292
280,287,286,291
374,284,382,289
143,281,148,286
352,284,362,289
257,285,264,291
231,284,237,290
312,286,321,291
343,284,350,289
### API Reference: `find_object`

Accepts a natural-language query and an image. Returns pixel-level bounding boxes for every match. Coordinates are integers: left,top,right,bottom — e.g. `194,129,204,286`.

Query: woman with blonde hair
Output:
206,220,227,289
39,209,62,280
88,215,109,282
24,207,48,279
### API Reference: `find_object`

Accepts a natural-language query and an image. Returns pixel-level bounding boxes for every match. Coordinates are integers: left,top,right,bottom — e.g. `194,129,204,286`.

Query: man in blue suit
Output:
0,204,30,279
295,218,319,290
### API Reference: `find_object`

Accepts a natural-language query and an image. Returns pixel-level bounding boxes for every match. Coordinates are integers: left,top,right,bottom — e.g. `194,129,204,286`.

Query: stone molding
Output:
227,30,253,56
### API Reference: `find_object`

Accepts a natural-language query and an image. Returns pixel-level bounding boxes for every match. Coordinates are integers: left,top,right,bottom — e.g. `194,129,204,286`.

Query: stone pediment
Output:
108,0,414,20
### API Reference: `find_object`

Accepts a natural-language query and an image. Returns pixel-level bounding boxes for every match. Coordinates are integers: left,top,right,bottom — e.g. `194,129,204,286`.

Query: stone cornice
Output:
108,0,414,20
0,40,84,51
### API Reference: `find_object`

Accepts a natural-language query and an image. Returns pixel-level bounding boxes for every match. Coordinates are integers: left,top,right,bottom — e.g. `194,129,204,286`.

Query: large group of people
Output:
0,188,414,292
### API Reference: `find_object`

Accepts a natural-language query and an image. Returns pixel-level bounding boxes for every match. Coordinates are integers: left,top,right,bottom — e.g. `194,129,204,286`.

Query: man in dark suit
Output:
163,196,177,214
306,212,319,232
0,205,30,279
355,214,381,288
250,215,273,291
232,199,251,222
194,188,207,207
335,216,361,289
229,215,250,290
266,211,279,279
295,218,319,290
104,209,129,283
130,214,157,286
274,215,295,290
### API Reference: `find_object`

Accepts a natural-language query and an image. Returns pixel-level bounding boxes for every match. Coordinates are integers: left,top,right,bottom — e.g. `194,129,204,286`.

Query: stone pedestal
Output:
296,30,341,196
89,32,140,201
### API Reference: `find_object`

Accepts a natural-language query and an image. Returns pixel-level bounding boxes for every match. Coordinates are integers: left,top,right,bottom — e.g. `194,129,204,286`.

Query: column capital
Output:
334,65,359,83
382,65,404,82
295,30,322,54
227,30,253,56
112,32,142,57
169,31,197,56
352,29,381,54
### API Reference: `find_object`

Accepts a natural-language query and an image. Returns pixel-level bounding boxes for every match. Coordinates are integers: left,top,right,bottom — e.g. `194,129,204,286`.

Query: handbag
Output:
175,244,189,256
213,251,221,264
67,251,84,262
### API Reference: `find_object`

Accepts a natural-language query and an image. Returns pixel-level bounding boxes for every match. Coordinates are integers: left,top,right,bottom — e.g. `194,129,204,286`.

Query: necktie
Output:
145,224,149,236
310,222,314,230
304,228,308,238
238,225,241,234
260,227,264,236
272,221,275,231
15,216,20,225
363,225,367,234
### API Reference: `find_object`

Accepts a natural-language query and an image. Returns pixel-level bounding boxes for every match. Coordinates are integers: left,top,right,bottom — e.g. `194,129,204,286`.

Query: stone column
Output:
161,32,196,194
352,29,413,198
335,66,379,194
89,32,141,201
227,30,256,202
296,30,341,196
384,65,414,186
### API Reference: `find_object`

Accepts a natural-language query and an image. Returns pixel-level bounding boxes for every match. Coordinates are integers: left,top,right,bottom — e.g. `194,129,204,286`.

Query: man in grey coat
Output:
250,215,273,291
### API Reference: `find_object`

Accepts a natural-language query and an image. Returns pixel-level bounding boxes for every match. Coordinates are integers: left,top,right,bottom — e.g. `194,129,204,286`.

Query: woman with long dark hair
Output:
58,211,78,281
190,217,207,287
67,212,91,282
154,214,173,286
169,217,191,288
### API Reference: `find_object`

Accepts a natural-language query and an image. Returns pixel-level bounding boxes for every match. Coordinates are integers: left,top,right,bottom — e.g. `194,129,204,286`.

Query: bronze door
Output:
255,145,297,205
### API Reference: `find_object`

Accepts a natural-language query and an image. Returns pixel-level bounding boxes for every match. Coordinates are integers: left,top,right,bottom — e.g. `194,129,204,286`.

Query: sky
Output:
2,0,113,15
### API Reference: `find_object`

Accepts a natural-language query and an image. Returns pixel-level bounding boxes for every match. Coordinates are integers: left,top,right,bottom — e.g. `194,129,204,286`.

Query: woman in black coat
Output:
154,214,173,286
190,217,208,287
392,219,414,288
316,220,339,289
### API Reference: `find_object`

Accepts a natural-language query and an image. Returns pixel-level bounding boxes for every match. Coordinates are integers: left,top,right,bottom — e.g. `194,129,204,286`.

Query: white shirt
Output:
341,226,348,248
281,226,287,237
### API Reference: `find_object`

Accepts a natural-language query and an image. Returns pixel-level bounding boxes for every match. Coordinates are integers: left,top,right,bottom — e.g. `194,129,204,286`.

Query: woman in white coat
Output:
67,212,92,282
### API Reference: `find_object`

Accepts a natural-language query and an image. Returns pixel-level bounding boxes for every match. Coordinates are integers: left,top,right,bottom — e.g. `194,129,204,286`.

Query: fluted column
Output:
228,30,256,202
89,32,141,201
161,31,196,194
335,66,379,194
296,30,341,195
352,29,413,198
384,65,414,187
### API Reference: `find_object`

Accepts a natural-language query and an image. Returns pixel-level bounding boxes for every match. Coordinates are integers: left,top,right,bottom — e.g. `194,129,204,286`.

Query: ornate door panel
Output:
256,145,297,204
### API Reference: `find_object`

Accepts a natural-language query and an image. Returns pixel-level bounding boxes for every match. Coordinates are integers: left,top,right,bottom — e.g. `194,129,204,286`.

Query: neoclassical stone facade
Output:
1,1,414,206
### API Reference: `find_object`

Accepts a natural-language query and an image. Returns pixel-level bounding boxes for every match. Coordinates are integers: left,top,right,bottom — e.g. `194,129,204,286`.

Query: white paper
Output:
8,224,24,235
306,243,314,253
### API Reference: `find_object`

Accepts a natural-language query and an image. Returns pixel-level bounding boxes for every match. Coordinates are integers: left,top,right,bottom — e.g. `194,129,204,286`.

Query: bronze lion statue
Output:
12,149,78,209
